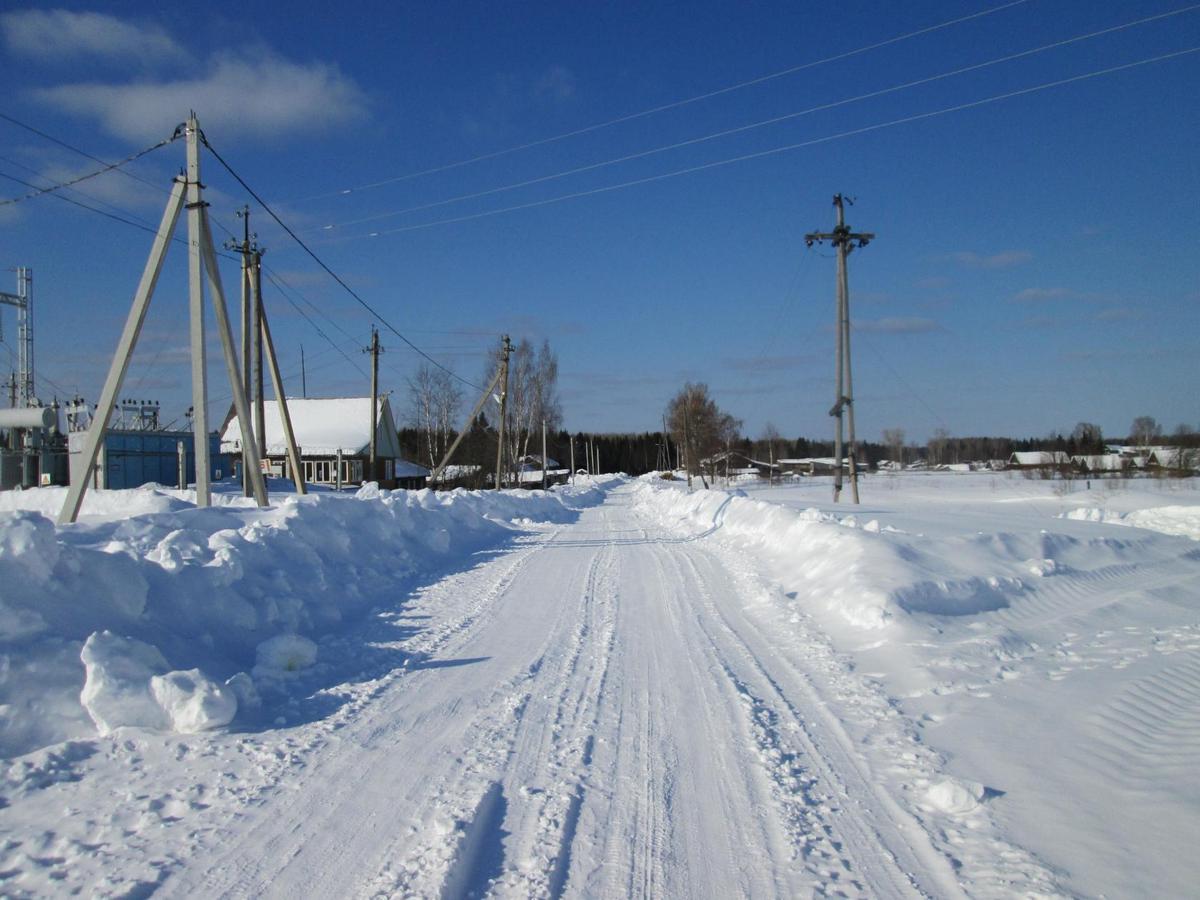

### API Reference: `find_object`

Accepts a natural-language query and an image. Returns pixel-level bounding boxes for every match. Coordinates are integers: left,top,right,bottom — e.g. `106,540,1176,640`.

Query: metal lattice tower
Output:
0,268,34,407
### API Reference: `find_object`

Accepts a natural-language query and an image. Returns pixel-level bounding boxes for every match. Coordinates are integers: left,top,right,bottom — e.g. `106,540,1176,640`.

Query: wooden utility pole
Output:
805,193,873,504
250,248,266,461
364,326,382,482
494,335,512,489
226,206,259,495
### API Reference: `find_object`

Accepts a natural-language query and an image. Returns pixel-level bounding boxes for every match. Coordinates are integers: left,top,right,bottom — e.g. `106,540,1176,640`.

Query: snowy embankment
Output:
629,474,1200,899
0,480,609,758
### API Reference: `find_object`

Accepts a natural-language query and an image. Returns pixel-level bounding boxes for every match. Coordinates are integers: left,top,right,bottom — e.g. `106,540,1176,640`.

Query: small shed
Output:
220,397,428,489
68,428,222,490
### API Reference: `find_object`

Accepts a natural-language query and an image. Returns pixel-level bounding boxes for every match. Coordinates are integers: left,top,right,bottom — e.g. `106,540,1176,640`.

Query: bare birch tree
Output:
407,363,463,471
485,338,562,481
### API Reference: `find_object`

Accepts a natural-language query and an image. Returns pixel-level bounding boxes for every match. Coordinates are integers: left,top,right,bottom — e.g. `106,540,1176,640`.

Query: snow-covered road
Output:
5,474,1198,897
156,485,957,898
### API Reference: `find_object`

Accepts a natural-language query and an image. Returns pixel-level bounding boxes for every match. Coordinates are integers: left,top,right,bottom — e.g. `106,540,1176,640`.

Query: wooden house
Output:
220,397,429,489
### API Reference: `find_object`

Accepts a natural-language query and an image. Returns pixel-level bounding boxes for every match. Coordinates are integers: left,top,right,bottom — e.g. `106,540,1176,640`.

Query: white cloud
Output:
949,250,1032,269
535,65,576,102
854,317,941,334
34,53,368,143
1013,287,1076,303
0,9,186,65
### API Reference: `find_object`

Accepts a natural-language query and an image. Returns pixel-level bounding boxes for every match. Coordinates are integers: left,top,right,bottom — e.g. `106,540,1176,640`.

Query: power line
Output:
293,0,1033,202
199,133,485,393
0,130,177,206
0,169,163,235
317,4,1200,233
0,110,178,200
324,45,1200,243
0,123,378,384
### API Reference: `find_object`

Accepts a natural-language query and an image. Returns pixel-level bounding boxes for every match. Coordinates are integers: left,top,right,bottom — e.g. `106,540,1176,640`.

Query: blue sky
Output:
1,1,1197,444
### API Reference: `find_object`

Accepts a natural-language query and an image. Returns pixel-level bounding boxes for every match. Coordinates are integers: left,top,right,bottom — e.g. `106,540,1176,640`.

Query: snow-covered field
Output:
0,471,1197,897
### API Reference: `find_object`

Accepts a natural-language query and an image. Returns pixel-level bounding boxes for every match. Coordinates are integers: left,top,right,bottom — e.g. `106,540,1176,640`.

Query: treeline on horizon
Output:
398,422,1200,479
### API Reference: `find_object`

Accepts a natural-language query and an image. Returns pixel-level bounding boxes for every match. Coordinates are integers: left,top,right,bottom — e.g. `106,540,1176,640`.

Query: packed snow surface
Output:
0,471,1197,897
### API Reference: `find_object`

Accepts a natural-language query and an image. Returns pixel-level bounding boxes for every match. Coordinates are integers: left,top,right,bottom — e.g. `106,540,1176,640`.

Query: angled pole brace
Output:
429,365,503,488
57,179,187,524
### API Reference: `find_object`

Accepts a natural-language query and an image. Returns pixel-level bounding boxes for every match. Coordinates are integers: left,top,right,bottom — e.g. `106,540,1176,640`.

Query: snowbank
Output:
1064,503,1200,540
0,480,609,756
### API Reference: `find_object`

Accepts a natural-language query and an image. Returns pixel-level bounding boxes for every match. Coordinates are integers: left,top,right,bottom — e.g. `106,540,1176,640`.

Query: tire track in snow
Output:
1078,653,1200,787
662,511,1062,897
157,526,573,899
476,532,620,898
661,546,919,897
569,500,797,897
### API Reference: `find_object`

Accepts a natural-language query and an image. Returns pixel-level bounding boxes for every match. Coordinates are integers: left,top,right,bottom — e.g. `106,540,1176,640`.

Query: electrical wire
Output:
0,123,378,387
317,4,1200,233
0,110,179,201
0,169,165,235
199,133,486,393
324,45,1200,243
294,0,1034,202
0,131,177,206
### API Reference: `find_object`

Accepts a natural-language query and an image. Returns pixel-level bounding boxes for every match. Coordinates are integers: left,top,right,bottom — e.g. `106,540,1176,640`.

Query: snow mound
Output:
80,631,171,735
626,483,910,629
1064,504,1200,540
253,634,319,678
0,481,607,756
925,778,986,815
150,669,237,732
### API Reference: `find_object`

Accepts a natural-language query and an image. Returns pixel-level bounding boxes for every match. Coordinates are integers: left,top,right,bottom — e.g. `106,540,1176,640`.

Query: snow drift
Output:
0,480,609,756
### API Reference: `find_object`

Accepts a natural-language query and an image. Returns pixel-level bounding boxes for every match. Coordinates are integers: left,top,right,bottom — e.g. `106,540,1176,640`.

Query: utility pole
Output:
225,208,261,495
541,418,548,490
494,335,512,489
363,326,383,482
300,344,307,398
805,193,873,504
58,114,269,525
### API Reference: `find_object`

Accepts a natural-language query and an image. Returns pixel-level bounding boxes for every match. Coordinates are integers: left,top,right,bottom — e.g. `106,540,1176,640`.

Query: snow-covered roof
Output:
395,459,431,478
1147,448,1199,469
1071,454,1128,472
1010,451,1069,466
220,397,404,458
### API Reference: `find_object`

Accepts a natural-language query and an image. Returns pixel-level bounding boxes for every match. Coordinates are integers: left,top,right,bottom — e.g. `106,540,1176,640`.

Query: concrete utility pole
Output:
805,194,874,504
494,335,512,489
364,326,383,482
541,419,548,490
58,114,269,524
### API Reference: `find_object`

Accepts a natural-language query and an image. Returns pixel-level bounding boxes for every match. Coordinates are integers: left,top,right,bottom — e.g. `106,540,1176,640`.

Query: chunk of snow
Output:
79,631,170,735
253,634,318,678
925,778,986,815
149,669,237,733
